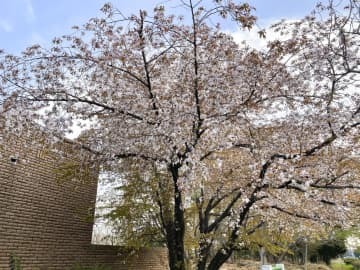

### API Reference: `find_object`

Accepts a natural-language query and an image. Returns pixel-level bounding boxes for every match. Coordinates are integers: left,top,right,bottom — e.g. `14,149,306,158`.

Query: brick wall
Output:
0,130,168,270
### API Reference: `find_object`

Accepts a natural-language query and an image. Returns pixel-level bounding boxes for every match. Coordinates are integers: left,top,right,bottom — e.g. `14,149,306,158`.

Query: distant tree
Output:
317,239,346,265
317,230,348,265
99,162,168,248
1,0,360,269
355,247,360,258
299,229,349,265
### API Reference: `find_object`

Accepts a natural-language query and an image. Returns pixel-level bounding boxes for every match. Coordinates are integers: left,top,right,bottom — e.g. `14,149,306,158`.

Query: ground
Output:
220,261,331,270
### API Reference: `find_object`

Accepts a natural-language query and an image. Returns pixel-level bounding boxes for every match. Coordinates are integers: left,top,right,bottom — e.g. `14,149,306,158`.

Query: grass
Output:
221,260,331,270
331,259,354,270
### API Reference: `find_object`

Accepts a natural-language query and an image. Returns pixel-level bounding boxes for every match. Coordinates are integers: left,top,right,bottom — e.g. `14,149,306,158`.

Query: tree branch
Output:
270,205,320,221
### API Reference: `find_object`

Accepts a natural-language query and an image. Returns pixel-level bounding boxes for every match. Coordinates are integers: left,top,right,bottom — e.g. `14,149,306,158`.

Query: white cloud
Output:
0,20,13,33
229,18,298,50
25,0,36,22
231,27,272,50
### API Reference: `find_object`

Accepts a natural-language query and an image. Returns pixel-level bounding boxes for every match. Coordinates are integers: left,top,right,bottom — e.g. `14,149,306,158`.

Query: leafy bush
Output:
9,254,22,270
344,258,360,270
317,239,347,265
354,247,360,258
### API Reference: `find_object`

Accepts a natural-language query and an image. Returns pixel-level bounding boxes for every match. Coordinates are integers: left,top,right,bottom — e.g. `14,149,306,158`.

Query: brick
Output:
0,128,168,270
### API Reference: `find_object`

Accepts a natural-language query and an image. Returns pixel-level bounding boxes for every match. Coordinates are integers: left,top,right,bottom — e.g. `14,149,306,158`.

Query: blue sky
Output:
0,0,319,54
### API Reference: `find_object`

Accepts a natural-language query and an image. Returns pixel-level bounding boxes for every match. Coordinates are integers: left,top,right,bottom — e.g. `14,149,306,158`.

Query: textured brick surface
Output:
0,131,168,270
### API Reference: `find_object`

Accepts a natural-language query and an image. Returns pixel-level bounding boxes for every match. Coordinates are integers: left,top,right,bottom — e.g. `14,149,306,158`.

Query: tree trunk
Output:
196,241,211,270
197,260,206,270
166,164,186,270
206,248,233,270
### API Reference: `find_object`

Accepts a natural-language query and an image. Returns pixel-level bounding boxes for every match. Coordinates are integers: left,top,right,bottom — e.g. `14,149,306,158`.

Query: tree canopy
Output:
0,0,359,269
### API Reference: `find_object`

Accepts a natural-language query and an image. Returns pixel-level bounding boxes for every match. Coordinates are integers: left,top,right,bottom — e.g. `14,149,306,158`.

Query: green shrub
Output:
317,240,346,265
354,247,360,258
344,258,360,270
9,254,22,270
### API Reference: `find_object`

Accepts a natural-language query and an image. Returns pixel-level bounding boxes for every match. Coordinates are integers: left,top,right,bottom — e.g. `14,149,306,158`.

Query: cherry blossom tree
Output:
0,0,359,269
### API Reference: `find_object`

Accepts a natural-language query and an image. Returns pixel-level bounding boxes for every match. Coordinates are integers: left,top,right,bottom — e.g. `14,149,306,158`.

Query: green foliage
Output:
9,254,22,270
331,264,354,270
241,222,293,258
331,260,354,270
307,229,347,265
103,161,169,248
317,240,346,265
344,258,360,270
282,229,348,265
354,247,360,258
